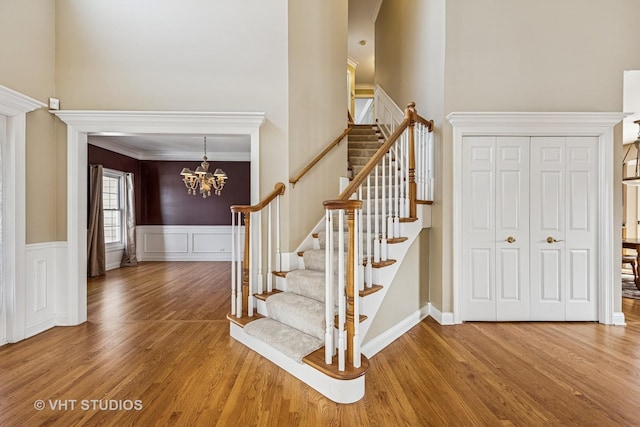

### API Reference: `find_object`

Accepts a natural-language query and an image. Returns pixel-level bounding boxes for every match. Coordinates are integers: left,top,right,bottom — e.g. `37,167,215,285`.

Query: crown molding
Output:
51,110,266,134
446,111,630,130
0,85,46,116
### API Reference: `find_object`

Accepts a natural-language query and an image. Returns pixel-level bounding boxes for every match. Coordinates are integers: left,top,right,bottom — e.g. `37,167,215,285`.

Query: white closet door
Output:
564,137,597,320
495,137,530,320
530,137,597,321
530,137,566,320
462,136,530,321
462,137,496,321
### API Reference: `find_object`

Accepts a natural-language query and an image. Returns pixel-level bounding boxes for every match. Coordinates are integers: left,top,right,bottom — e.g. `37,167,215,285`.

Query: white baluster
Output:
325,211,334,364
267,203,273,293
428,128,435,200
366,175,373,289
231,210,236,316
248,212,254,317
381,153,388,261
387,148,394,239
338,209,346,372
276,194,281,272
404,130,410,216
357,186,365,292
353,208,361,368
236,213,243,317
374,165,380,263
393,143,400,237
256,210,263,295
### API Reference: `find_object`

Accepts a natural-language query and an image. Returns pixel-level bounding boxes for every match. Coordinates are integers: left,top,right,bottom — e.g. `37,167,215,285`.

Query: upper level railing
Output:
289,112,354,187
323,102,434,371
230,182,286,318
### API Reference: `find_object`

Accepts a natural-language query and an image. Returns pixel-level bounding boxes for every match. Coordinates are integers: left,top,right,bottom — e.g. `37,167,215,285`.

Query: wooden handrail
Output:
336,102,432,201
289,125,354,187
231,182,286,213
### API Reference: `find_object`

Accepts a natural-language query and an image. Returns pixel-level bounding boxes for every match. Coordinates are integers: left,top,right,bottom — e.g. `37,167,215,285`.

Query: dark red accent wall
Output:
141,160,249,225
88,145,143,224
88,145,250,226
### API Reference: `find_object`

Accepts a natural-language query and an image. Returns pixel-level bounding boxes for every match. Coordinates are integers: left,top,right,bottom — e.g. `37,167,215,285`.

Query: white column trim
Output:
447,111,628,325
51,110,266,325
0,85,46,343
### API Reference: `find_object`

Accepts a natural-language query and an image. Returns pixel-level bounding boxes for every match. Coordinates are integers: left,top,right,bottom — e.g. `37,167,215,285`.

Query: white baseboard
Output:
25,316,56,339
361,304,430,358
429,305,455,325
612,312,626,326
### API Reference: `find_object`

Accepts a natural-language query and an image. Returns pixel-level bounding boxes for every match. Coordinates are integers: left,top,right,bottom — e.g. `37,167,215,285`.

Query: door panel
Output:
565,137,597,320
495,137,530,320
462,137,496,321
531,137,566,320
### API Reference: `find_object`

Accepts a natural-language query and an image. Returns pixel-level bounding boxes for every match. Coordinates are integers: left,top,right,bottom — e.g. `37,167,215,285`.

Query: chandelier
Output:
180,136,228,198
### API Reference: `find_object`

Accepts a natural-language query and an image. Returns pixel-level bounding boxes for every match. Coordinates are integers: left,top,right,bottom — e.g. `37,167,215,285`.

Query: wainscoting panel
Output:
136,226,243,261
25,242,67,338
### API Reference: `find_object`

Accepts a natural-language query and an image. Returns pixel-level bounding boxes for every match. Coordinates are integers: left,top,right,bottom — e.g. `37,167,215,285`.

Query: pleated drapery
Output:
120,172,138,267
87,164,106,277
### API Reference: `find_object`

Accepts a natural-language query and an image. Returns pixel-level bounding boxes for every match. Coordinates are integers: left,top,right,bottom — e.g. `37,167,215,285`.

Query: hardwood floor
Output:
1,261,640,426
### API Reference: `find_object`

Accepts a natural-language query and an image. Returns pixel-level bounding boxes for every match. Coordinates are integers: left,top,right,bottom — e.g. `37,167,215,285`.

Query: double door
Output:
462,136,597,321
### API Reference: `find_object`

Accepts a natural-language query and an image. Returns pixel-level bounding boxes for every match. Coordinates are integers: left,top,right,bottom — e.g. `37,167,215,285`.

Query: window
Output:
102,170,125,246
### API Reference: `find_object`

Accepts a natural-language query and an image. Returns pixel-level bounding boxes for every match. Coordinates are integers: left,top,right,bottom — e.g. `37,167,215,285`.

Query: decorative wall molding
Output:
136,225,244,262
24,242,67,338
52,109,266,326
0,85,46,116
448,111,628,326
0,85,46,346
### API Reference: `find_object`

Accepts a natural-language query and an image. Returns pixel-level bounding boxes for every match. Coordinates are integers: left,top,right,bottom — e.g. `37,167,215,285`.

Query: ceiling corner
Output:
370,0,383,23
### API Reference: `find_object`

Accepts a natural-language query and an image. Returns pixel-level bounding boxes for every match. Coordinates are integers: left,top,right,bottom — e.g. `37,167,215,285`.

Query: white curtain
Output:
120,172,138,267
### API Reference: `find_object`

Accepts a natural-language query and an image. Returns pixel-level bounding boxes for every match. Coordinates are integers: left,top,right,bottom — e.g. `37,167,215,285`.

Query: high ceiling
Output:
348,0,379,88
89,2,378,160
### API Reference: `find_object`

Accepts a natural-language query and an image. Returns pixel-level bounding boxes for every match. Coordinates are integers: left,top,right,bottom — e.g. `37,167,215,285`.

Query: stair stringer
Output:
230,323,365,404
356,208,429,345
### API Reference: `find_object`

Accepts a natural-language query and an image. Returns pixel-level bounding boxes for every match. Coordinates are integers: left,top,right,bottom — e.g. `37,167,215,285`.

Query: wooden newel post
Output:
407,102,417,219
242,212,251,316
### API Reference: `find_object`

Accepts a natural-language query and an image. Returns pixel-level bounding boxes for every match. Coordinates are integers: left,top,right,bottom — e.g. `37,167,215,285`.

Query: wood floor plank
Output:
0,261,639,426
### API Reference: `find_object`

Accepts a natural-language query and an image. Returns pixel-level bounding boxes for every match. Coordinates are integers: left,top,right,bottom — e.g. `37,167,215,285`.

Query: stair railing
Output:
323,102,433,371
230,182,286,318
289,114,354,187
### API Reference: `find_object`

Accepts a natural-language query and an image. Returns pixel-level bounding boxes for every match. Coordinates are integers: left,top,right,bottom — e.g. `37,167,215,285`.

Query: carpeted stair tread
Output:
286,269,326,302
266,292,326,339
286,269,340,303
302,249,347,272
244,318,324,363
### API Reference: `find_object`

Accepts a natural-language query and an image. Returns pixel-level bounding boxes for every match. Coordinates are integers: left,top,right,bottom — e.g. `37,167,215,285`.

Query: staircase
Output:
347,124,383,178
227,101,434,404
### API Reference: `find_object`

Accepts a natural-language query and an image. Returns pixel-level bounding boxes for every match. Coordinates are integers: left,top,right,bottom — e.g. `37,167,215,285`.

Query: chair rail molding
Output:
447,111,629,326
52,110,266,326
0,85,46,345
